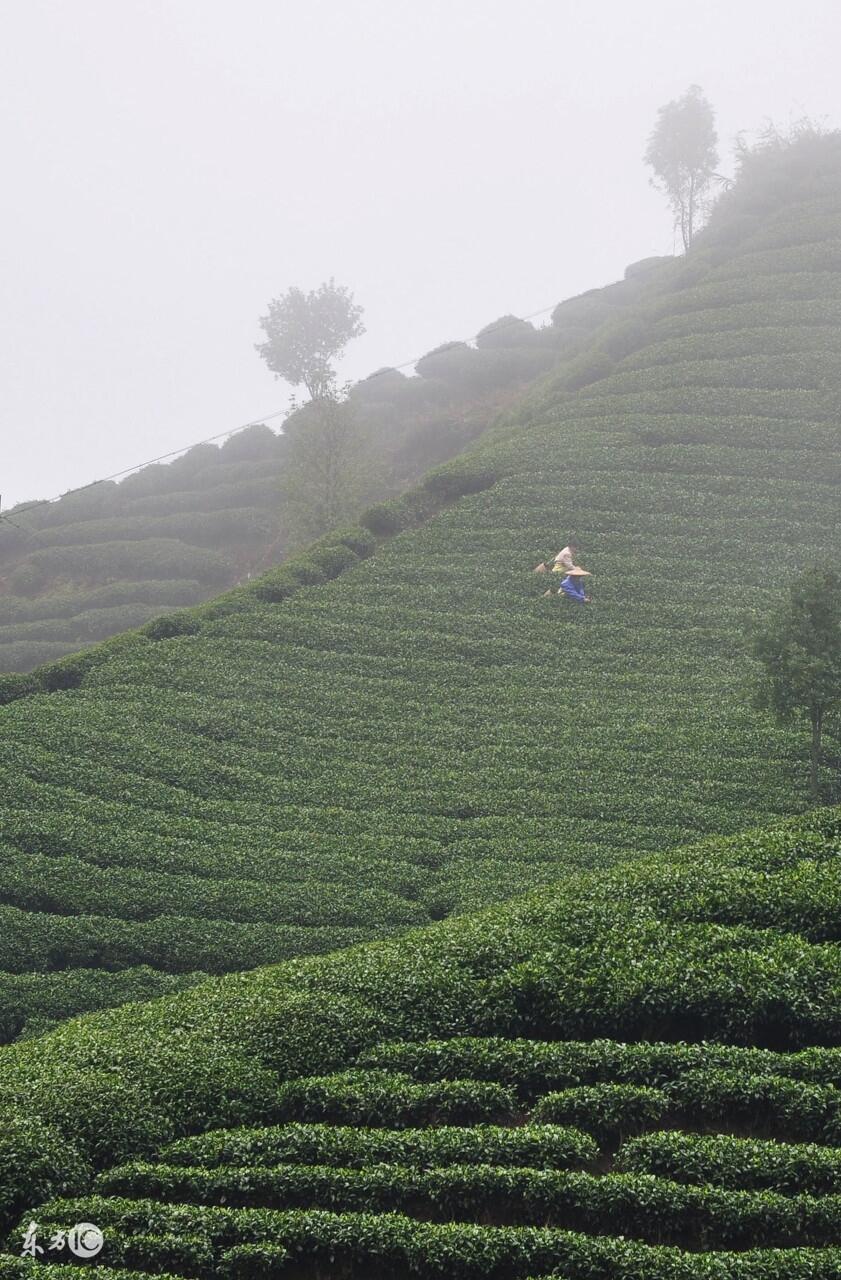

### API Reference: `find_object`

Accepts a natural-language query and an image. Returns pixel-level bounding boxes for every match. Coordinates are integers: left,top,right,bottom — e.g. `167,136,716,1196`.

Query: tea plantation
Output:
1,137,841,1038
0,320,566,674
1,807,841,1276
0,129,840,1275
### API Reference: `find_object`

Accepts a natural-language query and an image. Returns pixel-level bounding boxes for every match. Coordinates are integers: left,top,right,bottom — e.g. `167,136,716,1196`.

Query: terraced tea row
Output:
0,304,579,675
3,122,841,1280
2,804,841,1277
2,150,841,1034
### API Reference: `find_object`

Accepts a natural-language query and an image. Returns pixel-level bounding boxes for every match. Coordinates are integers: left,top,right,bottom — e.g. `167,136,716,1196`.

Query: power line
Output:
2,301,560,529
6,405,293,524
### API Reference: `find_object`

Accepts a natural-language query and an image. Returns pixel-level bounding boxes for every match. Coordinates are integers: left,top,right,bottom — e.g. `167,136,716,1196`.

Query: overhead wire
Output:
1,300,560,530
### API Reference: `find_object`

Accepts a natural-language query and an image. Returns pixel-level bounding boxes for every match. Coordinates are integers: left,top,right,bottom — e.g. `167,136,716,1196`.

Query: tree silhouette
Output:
256,279,365,400
645,86,719,251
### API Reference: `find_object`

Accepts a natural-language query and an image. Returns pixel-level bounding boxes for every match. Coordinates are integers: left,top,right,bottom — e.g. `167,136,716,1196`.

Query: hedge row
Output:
0,1264,185,1280
0,967,203,1043
0,602,175,647
0,846,425,930
616,1130,841,1196
532,1086,669,1144
583,352,841,399
271,1071,517,1127
0,450,501,704
620,323,841,370
0,822,839,1241
485,916,841,1048
359,1035,841,1095
0,580,205,626
160,1122,597,1172
24,507,273,554
0,904,384,977
92,1160,841,1248
13,539,233,588
15,1199,841,1280
0,802,441,886
531,1071,841,1145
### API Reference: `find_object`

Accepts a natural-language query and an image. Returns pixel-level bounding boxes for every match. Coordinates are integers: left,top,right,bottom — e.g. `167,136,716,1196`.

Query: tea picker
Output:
555,565,592,602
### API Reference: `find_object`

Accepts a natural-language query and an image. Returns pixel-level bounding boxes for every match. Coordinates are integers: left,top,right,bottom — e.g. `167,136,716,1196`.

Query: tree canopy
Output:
749,564,841,798
645,85,719,251
256,279,365,400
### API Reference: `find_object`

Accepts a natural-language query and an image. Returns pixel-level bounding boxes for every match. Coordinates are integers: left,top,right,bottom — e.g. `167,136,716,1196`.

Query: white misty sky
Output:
1,0,839,507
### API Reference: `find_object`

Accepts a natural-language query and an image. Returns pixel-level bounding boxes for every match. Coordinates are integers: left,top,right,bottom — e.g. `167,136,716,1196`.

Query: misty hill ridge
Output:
0,290,632,674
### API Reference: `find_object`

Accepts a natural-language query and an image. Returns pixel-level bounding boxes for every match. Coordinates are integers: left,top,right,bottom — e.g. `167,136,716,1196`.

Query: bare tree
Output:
645,86,719,251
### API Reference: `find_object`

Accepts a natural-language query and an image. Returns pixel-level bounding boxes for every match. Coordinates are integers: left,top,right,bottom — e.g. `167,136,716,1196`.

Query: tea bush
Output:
159,1121,598,1171
1,132,841,1280
616,1131,841,1195
5,165,841,1029
0,809,841,1272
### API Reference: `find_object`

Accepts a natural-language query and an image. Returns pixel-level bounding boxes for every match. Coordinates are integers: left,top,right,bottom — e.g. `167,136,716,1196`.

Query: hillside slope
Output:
0,133,840,1039
1,806,840,1276
0,316,570,674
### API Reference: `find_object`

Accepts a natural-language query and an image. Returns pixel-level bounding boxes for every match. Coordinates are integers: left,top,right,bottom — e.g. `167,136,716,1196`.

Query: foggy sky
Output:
2,0,839,508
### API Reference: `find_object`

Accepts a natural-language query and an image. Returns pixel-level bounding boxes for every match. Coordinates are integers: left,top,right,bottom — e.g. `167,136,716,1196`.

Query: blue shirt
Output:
560,574,586,601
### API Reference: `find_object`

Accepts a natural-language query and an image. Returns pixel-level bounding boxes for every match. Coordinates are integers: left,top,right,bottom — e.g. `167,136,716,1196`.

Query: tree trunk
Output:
810,707,823,800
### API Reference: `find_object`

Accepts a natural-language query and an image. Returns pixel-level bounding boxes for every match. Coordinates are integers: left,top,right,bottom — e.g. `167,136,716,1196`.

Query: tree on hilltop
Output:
749,565,841,799
645,85,719,251
256,279,365,400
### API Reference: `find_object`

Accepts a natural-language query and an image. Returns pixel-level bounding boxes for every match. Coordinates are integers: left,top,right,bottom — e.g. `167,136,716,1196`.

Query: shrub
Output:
532,1085,668,1145
0,673,37,705
305,545,359,579
358,489,437,536
140,613,202,641
360,498,412,536
624,255,673,280
248,567,300,603
350,366,409,404
415,341,478,384
423,458,499,501
593,315,652,361
272,1070,517,1126
330,525,378,557
218,424,282,462
35,633,149,692
616,1130,841,1196
0,1113,90,1226
553,349,615,393
475,315,538,349
161,1121,598,1171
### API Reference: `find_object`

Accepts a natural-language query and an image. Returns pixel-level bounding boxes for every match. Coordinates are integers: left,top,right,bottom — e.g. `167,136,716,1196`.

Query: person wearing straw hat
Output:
557,565,592,602
553,535,580,574
537,535,581,596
